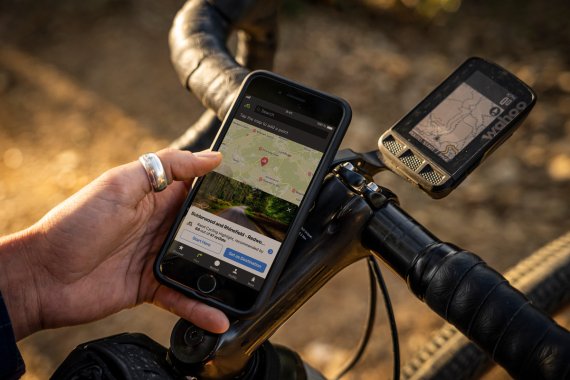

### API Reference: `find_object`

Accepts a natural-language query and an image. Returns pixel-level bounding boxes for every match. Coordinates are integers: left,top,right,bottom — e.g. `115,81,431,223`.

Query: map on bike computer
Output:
215,119,322,205
378,58,535,198
409,80,503,162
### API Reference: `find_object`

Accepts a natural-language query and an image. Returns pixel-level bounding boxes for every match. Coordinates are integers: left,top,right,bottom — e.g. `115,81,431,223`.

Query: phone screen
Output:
158,75,346,312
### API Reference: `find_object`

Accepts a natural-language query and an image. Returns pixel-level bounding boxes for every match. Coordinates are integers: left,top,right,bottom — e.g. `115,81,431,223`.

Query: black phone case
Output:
154,70,352,318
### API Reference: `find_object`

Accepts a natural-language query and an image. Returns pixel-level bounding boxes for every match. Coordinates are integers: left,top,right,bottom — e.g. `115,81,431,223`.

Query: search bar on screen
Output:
254,105,329,139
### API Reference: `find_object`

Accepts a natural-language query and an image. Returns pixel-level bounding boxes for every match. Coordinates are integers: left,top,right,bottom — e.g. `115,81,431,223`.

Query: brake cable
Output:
370,256,400,380
334,256,400,380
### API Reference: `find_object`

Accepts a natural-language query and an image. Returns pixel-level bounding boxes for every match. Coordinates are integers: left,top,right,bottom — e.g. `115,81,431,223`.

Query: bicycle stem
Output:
169,172,374,379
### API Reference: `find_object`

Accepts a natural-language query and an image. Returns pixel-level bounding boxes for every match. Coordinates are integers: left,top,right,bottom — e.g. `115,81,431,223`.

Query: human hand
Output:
0,149,229,340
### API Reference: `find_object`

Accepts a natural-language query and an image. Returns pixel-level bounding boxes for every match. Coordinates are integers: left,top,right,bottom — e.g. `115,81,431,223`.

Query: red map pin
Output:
260,157,269,166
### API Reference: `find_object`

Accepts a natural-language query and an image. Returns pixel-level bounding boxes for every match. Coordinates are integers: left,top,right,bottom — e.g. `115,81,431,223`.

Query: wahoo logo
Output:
481,101,527,141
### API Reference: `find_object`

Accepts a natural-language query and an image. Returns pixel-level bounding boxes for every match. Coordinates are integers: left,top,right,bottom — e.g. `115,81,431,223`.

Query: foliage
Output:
195,172,297,226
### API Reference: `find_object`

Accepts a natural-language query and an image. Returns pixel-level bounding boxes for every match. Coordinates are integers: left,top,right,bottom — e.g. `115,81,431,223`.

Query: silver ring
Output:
139,153,168,192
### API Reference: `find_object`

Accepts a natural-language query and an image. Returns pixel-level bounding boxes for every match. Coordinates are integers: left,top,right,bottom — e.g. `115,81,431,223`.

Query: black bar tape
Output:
169,0,279,120
170,0,247,120
407,246,570,379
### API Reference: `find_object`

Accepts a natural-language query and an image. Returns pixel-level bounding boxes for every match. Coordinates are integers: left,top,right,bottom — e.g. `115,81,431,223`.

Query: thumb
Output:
104,149,222,205
142,148,222,191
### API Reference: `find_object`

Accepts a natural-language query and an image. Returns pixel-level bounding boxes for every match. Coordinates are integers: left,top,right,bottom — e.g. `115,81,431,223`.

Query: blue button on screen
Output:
223,248,267,273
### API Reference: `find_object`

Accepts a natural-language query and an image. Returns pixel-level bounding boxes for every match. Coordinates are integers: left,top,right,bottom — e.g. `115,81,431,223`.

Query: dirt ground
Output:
1,0,569,379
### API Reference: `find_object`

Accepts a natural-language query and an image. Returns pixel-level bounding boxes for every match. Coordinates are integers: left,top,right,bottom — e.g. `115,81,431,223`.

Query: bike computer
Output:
379,57,536,198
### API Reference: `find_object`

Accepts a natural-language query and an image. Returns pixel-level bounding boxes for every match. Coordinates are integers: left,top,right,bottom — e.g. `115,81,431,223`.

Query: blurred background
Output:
1,0,569,378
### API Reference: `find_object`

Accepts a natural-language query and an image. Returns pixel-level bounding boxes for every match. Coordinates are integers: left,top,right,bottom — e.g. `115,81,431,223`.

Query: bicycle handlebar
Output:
170,0,279,121
168,2,570,378
419,247,570,379
364,195,570,380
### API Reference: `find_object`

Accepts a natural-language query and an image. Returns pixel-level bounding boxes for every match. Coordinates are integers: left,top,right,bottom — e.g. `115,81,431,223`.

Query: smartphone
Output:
379,57,536,198
154,71,351,317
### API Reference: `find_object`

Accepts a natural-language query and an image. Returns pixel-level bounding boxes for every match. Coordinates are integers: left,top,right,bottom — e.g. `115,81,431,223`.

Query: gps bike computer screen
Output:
156,72,350,315
410,70,512,163
379,57,536,198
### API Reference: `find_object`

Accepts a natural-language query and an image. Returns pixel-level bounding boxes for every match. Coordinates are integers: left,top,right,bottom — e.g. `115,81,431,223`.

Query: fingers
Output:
153,285,230,334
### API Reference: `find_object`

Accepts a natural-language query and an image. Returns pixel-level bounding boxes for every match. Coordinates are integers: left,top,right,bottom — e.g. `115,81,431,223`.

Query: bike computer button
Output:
197,274,217,294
